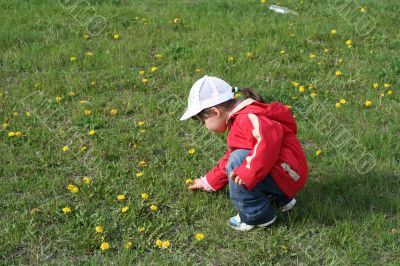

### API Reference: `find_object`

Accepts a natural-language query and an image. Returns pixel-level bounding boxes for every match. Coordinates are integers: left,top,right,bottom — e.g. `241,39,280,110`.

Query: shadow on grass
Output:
292,170,400,225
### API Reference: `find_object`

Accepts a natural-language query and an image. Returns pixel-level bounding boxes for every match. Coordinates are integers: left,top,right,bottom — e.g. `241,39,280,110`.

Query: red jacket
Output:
205,98,308,198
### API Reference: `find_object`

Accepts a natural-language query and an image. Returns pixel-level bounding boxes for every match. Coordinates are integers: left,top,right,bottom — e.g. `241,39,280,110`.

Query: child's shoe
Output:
228,214,277,232
281,198,296,212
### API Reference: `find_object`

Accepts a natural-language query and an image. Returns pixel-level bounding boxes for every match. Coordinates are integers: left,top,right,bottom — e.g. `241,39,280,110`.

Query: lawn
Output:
1,0,399,264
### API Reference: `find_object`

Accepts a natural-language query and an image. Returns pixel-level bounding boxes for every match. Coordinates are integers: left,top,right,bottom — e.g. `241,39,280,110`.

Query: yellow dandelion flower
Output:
346,40,352,46
195,233,205,241
324,48,329,53
155,239,163,247
139,70,145,76
331,29,337,35
161,240,170,249
113,34,120,40
121,206,129,213
138,227,145,233
138,121,145,126
384,83,391,88
335,102,342,109
150,66,158,72
100,242,110,251
195,68,202,73
141,193,149,200
88,129,96,136
364,100,373,107
310,92,317,98
136,172,144,177
154,54,163,59
185,178,193,185
79,100,89,104
360,7,366,13
338,58,343,63
142,78,148,84
83,176,91,184
387,90,393,95
279,50,286,55
55,96,62,103
380,92,385,97
261,0,267,3
373,83,379,89
90,81,96,87
80,146,87,152
335,70,342,76
83,34,90,40
30,208,40,215
8,131,16,137
188,148,196,155
139,129,146,133
150,204,158,211
124,241,133,249
246,51,253,59
67,184,79,193
2,123,8,128
25,111,31,117
68,91,76,97
63,145,70,152
291,81,299,88
298,86,305,93
67,184,75,191
340,99,347,104
227,56,235,62
138,160,147,167
13,112,18,117
316,149,322,156
84,109,92,116
234,92,241,99
173,17,180,24
95,226,104,233
110,108,118,116
85,51,94,56
62,207,72,214
117,194,126,201
15,131,22,137
70,56,77,62
309,53,316,59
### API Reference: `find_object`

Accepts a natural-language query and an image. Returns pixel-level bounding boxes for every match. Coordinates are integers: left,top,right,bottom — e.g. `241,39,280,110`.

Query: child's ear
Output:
210,107,221,117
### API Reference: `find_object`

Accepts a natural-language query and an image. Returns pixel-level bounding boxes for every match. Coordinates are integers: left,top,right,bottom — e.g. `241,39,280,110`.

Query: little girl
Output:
180,75,308,231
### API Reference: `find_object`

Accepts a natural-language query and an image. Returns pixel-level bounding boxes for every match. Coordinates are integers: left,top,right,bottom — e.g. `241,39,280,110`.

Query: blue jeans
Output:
227,149,291,225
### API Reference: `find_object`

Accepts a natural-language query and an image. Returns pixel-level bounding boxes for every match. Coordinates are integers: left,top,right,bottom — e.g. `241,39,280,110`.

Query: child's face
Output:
203,107,228,133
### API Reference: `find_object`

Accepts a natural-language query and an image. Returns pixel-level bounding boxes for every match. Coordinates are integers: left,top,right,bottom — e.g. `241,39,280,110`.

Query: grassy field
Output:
1,0,399,264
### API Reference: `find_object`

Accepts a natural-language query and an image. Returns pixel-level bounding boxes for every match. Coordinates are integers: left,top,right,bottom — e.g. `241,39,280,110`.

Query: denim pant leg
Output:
227,149,277,225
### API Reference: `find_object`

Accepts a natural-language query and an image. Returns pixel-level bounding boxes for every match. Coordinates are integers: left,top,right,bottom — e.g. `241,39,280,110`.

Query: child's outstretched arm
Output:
188,176,215,192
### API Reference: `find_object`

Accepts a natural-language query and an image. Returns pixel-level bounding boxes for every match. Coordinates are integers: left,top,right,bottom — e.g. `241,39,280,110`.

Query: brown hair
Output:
192,87,264,122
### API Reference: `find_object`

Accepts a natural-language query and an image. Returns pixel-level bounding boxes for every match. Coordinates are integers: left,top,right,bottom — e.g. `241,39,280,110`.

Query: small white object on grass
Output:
269,5,298,15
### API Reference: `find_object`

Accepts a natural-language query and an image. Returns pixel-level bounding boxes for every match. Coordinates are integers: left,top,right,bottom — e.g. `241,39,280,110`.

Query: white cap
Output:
180,75,234,121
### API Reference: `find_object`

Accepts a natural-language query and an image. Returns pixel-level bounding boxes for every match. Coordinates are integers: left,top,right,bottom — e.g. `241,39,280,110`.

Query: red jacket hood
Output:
228,99,298,134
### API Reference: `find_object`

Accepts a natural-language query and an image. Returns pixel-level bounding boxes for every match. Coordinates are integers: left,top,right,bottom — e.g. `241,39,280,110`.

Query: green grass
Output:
1,0,399,264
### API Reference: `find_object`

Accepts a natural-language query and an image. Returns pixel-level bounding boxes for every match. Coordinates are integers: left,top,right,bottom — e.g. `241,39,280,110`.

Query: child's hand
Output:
229,171,244,186
188,178,205,191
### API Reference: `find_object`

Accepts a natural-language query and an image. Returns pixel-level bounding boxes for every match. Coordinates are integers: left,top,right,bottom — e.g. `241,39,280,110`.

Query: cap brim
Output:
179,107,203,121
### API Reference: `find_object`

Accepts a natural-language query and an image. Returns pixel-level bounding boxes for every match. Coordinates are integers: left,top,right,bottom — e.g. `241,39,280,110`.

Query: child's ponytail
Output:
234,87,265,103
